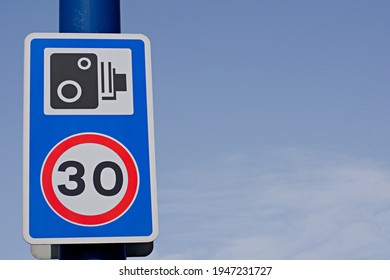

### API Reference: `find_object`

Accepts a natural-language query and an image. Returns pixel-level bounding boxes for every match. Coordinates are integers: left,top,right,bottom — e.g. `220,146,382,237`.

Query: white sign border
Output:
23,33,158,245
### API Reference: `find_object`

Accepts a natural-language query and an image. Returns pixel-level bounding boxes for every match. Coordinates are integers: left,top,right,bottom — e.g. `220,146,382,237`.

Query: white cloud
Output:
152,148,390,259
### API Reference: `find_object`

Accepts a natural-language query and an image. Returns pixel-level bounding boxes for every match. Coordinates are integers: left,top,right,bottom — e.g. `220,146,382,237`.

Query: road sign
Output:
23,33,158,244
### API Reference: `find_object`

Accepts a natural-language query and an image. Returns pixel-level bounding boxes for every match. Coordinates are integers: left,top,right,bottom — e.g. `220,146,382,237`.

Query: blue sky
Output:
1,0,390,259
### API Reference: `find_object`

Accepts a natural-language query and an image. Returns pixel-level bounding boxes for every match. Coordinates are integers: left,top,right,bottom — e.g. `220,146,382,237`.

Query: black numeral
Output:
58,160,85,196
93,161,123,196
57,160,123,196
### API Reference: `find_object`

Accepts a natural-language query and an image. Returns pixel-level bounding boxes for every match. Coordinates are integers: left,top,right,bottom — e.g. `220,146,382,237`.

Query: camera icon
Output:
44,48,133,115
51,53,99,109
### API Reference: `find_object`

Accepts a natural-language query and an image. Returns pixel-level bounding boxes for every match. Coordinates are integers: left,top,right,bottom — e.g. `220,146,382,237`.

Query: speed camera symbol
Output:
44,48,133,115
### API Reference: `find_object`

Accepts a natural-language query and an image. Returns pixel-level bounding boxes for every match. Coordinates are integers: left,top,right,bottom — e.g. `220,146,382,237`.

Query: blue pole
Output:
58,0,125,260
60,0,121,33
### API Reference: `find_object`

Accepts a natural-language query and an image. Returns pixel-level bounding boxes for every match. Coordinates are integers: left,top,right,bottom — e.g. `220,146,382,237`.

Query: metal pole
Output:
58,0,125,259
60,0,121,33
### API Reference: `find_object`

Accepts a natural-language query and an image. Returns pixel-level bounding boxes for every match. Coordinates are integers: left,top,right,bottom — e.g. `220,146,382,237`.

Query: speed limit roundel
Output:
41,133,139,226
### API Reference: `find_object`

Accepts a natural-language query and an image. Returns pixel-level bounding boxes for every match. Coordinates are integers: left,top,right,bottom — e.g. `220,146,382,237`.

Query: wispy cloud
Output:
152,148,390,259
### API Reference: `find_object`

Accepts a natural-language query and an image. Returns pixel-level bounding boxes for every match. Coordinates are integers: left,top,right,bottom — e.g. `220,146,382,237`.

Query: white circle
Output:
57,80,82,103
51,143,128,216
78,57,91,70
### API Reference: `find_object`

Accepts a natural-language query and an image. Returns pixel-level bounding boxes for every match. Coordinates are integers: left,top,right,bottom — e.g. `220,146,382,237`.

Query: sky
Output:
1,0,390,259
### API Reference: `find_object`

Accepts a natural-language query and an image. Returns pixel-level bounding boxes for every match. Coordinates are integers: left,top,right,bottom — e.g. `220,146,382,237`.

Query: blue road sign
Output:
23,33,158,244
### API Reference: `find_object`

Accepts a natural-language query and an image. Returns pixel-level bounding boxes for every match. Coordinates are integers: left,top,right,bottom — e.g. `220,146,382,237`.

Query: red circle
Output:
41,133,139,226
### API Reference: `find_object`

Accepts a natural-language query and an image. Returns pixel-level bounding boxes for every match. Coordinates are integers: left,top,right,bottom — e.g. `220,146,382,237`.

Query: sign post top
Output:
25,32,151,42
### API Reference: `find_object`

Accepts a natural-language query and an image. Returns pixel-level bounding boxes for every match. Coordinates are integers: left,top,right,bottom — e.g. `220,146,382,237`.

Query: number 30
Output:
57,160,123,197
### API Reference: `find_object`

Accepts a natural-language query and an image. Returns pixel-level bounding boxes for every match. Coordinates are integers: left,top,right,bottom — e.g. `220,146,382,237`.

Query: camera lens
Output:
57,80,82,103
